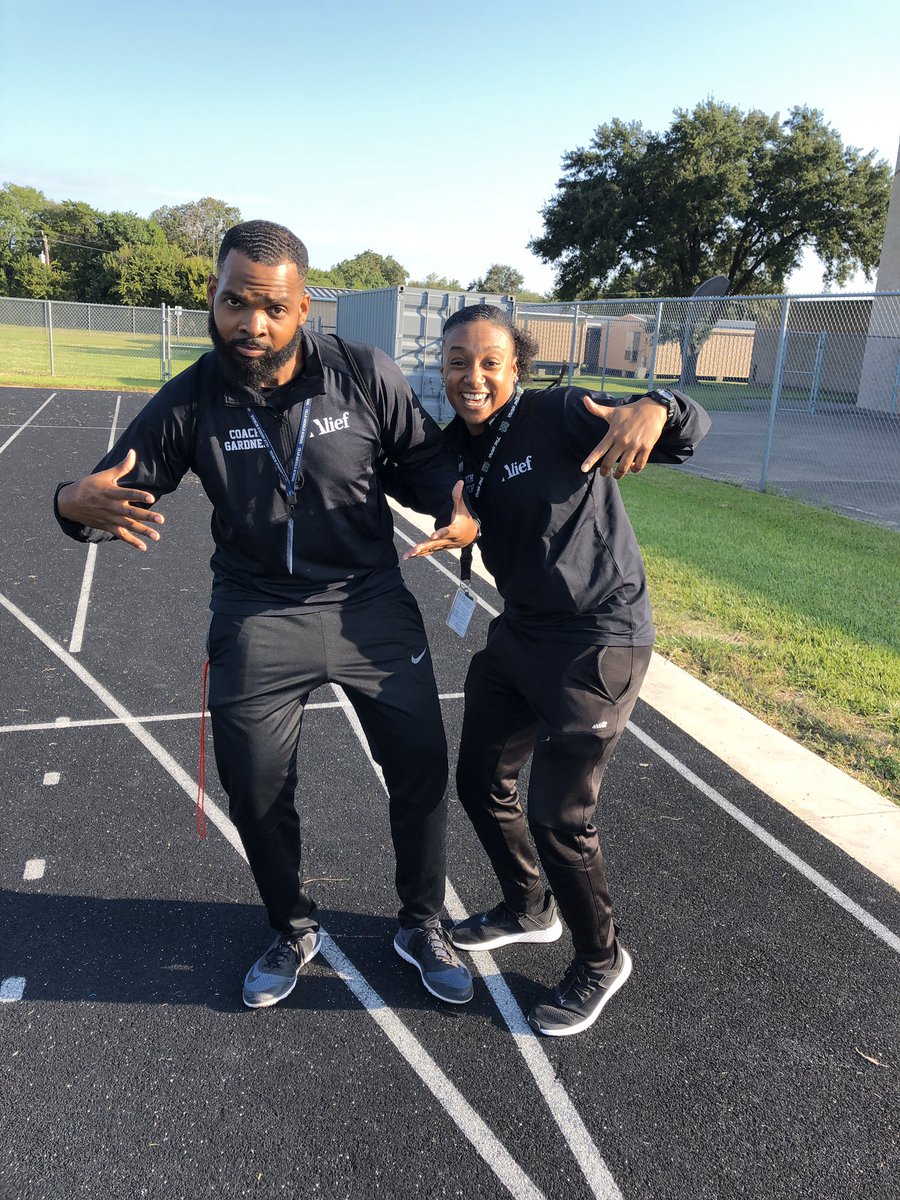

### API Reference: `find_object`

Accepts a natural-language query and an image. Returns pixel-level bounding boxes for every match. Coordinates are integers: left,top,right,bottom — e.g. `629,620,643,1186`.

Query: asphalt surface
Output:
1,386,898,1200
682,407,900,529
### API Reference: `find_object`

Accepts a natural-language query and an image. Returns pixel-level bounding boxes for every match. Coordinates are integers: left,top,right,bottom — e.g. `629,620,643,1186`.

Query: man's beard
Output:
208,312,304,389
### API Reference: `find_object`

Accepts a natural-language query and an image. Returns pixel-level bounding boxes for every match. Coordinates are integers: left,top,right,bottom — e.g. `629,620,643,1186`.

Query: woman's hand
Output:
580,396,668,477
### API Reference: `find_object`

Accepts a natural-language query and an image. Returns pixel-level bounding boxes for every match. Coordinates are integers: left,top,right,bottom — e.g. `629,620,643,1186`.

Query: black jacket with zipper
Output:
55,330,463,614
384,385,710,646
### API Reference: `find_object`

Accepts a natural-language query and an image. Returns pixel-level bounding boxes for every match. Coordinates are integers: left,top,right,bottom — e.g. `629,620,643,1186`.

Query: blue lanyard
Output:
246,400,313,574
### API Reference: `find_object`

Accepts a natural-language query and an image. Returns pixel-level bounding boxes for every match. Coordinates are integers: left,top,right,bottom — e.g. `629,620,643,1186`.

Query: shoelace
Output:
423,928,457,966
264,937,301,970
559,962,605,1003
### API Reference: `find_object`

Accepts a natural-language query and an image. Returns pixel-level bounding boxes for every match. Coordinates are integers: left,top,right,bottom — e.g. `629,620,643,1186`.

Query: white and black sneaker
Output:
242,930,322,1009
451,891,563,951
528,943,632,1036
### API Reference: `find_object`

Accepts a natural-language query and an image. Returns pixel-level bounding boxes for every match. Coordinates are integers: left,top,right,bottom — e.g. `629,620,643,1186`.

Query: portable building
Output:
336,286,513,419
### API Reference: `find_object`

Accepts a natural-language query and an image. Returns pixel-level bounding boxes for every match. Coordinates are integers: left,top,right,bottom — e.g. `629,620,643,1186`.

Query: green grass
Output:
0,323,203,392
545,371,852,412
619,467,900,802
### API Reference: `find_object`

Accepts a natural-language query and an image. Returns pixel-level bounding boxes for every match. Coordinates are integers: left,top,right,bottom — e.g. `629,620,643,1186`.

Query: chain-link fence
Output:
0,295,207,388
517,293,900,529
0,293,343,391
2,290,899,527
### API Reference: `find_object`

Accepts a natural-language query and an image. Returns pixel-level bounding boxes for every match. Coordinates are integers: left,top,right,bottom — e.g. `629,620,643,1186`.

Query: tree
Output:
0,183,51,293
150,197,241,259
305,266,345,287
13,255,70,300
468,264,525,294
105,242,209,307
407,271,464,290
531,101,892,298
331,249,408,290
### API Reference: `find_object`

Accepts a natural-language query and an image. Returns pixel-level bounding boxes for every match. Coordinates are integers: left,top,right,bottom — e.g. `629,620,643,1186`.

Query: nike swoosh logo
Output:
411,649,427,664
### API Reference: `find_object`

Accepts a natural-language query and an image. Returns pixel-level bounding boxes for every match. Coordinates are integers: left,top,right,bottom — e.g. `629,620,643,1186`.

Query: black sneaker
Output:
393,925,474,1004
527,944,632,1036
451,892,563,951
242,930,322,1009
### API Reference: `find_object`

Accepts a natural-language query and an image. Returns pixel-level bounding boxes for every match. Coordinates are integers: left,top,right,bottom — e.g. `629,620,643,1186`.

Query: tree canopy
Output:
0,182,181,303
530,101,892,298
330,249,408,290
149,198,240,260
407,271,464,291
468,263,525,294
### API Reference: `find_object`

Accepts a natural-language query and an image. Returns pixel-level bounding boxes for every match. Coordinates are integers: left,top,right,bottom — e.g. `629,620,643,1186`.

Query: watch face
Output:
655,388,676,402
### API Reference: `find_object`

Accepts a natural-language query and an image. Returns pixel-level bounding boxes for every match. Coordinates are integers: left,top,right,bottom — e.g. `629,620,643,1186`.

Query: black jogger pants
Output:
207,587,448,936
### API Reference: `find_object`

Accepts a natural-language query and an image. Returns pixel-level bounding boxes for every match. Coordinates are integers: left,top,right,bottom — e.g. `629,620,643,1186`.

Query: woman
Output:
406,303,710,1036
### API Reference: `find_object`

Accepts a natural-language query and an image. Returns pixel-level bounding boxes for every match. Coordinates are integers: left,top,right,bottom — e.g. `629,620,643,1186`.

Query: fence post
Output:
809,330,826,412
600,318,610,390
566,304,580,386
759,297,791,492
648,301,662,389
891,348,900,418
160,303,167,382
46,299,55,376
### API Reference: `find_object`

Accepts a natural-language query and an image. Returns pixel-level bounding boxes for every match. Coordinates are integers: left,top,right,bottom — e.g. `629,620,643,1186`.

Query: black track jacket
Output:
55,331,464,614
405,386,710,646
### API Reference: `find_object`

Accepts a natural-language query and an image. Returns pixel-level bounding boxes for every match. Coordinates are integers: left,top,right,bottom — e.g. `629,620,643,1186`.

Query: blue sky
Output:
1,0,897,294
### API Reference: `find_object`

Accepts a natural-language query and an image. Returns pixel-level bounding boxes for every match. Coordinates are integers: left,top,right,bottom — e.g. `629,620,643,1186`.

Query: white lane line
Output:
402,526,900,957
42,771,60,786
443,884,624,1200
321,932,545,1200
0,590,547,1200
627,722,900,955
329,682,616,1200
68,547,98,653
69,396,121,655
394,529,501,618
0,394,57,456
0,978,26,1003
23,858,46,881
0,695,464,735
1,589,242,858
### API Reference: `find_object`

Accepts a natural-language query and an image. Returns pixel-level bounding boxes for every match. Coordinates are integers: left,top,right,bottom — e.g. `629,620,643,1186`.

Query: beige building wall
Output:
655,325,755,382
516,313,589,369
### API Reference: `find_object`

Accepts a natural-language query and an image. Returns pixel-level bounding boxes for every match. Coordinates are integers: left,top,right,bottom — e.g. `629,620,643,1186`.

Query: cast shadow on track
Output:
1,891,548,1025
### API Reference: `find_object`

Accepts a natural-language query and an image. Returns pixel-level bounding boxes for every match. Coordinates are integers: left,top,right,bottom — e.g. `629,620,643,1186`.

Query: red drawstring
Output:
196,658,209,839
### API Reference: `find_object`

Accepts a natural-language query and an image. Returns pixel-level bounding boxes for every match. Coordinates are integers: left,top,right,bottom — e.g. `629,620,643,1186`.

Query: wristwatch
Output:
643,388,678,426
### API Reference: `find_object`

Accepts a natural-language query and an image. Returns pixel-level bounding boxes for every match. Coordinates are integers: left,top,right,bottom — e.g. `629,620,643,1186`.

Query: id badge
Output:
447,587,476,638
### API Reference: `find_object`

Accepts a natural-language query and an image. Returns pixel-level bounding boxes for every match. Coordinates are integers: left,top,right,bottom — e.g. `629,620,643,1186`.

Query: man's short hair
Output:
217,220,309,281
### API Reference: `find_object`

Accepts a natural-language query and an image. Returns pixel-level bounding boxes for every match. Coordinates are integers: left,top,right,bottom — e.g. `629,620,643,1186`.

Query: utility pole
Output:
40,229,51,269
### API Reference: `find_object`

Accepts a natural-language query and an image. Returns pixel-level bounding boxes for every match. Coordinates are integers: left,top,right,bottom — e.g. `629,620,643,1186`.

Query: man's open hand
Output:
403,480,478,559
56,449,165,552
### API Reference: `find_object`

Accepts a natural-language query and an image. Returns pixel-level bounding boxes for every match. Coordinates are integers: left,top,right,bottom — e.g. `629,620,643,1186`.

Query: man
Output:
55,220,478,1010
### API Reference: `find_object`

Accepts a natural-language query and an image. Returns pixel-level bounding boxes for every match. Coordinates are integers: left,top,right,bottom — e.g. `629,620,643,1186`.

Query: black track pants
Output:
455,617,651,967
207,588,448,935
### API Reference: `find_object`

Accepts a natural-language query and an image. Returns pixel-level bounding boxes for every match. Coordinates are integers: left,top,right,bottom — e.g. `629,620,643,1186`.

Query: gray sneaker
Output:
393,926,474,1005
451,891,563,951
242,930,322,1009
